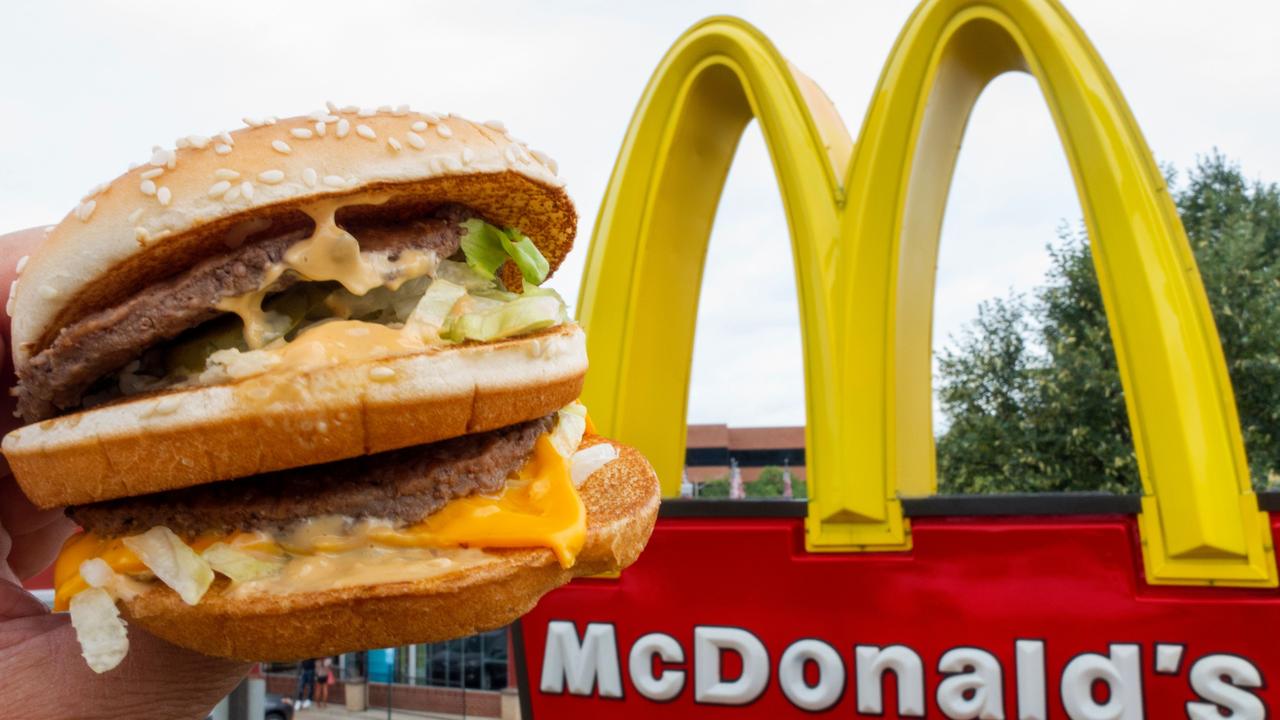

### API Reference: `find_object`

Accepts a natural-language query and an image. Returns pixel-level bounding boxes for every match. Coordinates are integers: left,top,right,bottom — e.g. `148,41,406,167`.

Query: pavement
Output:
289,705,472,720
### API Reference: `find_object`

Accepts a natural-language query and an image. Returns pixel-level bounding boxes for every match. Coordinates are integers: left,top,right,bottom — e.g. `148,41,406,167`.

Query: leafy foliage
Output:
937,153,1280,493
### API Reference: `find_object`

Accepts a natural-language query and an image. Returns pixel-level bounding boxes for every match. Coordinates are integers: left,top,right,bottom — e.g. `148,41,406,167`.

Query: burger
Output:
2,104,660,672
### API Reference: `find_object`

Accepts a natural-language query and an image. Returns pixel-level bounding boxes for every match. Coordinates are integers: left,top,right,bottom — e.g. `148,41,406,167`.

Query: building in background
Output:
684,424,806,497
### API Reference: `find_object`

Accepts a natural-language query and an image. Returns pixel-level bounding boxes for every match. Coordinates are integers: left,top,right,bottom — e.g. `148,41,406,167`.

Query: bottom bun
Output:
120,437,659,661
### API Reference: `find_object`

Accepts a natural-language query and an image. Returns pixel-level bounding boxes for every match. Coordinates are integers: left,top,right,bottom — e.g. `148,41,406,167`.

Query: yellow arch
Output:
577,0,1275,586
576,17,852,515
836,0,1273,584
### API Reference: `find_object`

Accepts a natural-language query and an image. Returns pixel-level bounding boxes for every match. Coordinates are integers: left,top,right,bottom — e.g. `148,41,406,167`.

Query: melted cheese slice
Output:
52,432,585,611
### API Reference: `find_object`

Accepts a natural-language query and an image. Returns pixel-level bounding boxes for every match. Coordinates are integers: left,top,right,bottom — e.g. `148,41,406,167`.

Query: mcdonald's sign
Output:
516,0,1280,716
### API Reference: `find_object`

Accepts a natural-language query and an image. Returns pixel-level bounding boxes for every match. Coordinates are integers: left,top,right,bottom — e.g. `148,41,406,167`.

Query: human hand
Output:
0,228,250,720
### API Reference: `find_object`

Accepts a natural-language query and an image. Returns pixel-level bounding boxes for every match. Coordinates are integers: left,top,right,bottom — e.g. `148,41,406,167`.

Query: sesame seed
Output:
240,181,254,200
369,366,396,381
140,179,157,196
303,168,318,187
388,137,403,152
341,104,358,114
8,280,17,301
356,124,376,140
358,107,376,117
15,255,28,274
405,131,426,150
435,124,453,138
149,148,172,167
291,127,314,140
377,104,391,113
427,157,443,174
326,100,339,113
461,147,475,165
442,156,462,172
153,396,182,415
266,116,278,125
219,130,234,145
214,168,241,180
127,208,144,223
214,143,232,155
315,121,326,136
483,120,506,132
307,110,329,122
336,118,351,138
5,297,12,318
421,112,442,123
157,187,172,206
271,140,292,154
411,120,428,133
208,180,232,197
531,149,558,175
393,104,410,116
243,116,264,128
75,200,97,221
175,137,191,149
81,181,109,201
323,174,346,187
503,146,518,165
258,169,285,184
224,184,241,202
38,284,58,299
141,168,164,179
188,135,211,149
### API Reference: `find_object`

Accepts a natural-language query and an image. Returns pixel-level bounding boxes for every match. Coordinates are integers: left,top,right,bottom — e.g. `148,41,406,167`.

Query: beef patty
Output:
18,204,472,423
68,414,554,538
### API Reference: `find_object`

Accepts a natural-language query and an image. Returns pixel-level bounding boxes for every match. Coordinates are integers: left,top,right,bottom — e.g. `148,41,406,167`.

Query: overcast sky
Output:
2,1,1276,428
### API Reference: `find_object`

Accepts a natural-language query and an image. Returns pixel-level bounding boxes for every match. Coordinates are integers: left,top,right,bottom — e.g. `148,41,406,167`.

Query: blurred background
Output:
5,2,1279,715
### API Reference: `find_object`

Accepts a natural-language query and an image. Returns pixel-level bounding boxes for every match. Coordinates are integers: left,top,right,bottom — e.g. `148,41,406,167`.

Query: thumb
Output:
2,589,248,720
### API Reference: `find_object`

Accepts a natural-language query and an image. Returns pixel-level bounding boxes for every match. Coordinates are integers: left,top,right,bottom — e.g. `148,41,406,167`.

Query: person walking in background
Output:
316,657,334,708
294,658,317,710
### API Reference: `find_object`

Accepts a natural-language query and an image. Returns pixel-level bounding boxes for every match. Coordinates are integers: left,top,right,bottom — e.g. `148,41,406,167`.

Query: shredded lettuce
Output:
550,402,588,459
460,219,511,279
570,444,618,488
436,259,502,290
80,558,145,602
201,542,286,583
460,219,550,285
122,527,214,606
69,588,129,674
407,278,467,334
498,227,550,286
443,293,566,343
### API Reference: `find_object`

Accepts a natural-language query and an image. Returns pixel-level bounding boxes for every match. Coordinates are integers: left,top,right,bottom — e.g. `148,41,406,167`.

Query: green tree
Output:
938,153,1280,492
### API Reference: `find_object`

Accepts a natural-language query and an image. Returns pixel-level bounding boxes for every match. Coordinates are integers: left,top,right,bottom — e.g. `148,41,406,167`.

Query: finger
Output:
0,477,75,581
8,513,75,580
3,610,248,720
0,226,49,435
0,477,67,536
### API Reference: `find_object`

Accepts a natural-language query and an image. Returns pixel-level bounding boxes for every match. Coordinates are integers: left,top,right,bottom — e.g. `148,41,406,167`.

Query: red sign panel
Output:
517,501,1278,718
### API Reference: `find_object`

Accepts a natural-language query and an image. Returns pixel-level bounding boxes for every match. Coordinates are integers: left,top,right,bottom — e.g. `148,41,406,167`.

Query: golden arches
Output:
576,0,1275,586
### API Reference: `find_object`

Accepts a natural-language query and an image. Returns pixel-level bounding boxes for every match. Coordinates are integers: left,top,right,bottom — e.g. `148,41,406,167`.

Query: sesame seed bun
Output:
5,324,588,508
11,110,573,371
120,437,659,662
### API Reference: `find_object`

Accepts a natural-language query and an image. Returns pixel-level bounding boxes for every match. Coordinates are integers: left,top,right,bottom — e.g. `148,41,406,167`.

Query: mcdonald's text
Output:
538,621,1265,718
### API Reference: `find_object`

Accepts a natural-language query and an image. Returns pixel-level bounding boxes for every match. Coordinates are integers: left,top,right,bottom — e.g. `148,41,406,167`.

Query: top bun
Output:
10,106,575,371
